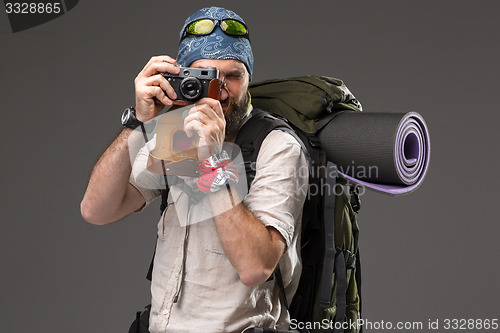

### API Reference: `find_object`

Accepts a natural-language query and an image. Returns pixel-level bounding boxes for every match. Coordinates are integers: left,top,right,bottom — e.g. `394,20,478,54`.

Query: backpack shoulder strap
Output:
235,109,288,186
235,108,310,188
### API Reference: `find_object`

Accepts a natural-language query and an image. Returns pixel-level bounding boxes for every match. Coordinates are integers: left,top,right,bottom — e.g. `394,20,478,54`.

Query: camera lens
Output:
180,77,202,100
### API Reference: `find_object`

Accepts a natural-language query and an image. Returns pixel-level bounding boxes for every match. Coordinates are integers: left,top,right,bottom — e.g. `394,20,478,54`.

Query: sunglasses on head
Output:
181,18,250,41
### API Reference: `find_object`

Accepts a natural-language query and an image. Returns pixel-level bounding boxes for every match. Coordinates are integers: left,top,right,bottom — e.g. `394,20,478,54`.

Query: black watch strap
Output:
121,107,143,129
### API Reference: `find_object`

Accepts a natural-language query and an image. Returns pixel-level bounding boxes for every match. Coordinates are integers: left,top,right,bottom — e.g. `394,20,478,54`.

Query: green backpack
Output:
148,76,363,333
235,75,363,332
248,75,362,134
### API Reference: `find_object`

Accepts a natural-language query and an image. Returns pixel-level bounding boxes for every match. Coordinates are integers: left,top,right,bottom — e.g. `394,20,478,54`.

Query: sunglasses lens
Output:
187,19,216,35
184,19,248,40
221,19,247,36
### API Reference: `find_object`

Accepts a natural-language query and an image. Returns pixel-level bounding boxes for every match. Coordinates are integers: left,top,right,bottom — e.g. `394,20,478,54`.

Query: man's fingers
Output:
133,55,182,121
136,82,171,105
184,105,221,127
184,107,206,128
184,118,203,139
188,102,225,128
183,104,225,160
139,56,180,79
141,55,177,72
141,74,178,101
195,98,225,119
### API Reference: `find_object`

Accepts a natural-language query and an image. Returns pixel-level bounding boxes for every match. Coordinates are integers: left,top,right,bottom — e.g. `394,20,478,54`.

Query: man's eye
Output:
226,74,244,80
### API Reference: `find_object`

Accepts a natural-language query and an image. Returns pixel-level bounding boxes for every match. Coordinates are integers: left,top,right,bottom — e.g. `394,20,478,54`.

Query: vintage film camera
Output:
161,66,220,106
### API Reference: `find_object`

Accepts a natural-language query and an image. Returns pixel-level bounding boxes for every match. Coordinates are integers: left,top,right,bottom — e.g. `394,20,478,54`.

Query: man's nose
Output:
220,82,229,100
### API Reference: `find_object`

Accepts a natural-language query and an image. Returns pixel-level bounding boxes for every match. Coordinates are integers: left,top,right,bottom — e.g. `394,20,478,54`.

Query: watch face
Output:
121,109,131,124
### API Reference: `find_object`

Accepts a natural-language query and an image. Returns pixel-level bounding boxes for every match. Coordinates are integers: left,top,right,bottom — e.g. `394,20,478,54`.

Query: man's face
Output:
191,59,250,140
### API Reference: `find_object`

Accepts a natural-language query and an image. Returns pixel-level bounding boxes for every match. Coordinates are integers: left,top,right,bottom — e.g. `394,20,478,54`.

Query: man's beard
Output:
224,92,249,141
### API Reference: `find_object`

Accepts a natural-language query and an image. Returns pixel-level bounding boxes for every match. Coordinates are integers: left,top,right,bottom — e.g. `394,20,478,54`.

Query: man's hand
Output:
134,55,180,122
183,97,226,161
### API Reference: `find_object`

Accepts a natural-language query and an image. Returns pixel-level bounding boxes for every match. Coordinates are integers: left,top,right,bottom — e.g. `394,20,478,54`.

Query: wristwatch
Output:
121,107,143,129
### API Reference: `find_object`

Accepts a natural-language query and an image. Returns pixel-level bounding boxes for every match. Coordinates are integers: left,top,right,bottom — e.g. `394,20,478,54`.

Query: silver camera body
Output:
162,66,219,102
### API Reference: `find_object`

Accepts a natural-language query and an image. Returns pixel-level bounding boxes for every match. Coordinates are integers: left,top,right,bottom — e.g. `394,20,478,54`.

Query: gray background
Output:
1,1,499,332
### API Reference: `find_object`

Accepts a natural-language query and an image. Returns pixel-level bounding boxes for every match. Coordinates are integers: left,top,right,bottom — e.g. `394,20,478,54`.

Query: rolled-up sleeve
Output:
243,130,309,248
129,138,163,210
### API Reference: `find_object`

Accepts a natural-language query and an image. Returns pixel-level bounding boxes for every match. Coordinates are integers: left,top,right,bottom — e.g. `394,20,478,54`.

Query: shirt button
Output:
162,309,169,316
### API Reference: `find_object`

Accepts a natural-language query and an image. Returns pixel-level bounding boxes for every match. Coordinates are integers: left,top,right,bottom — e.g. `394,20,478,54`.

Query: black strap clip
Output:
350,185,362,213
337,247,357,270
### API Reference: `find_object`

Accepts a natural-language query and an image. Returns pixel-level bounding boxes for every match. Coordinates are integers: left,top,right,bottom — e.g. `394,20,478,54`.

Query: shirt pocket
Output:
195,219,226,255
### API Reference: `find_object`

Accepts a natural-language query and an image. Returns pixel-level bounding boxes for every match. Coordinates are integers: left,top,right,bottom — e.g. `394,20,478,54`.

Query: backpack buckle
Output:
326,100,335,113
308,135,321,148
344,249,357,269
335,247,357,270
240,143,254,153
350,185,362,213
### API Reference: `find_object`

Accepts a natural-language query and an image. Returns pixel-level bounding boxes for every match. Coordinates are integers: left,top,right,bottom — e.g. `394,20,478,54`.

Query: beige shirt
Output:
130,120,308,333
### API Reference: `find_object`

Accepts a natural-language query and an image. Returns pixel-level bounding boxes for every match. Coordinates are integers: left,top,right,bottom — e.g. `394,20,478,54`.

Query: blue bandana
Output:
176,7,254,76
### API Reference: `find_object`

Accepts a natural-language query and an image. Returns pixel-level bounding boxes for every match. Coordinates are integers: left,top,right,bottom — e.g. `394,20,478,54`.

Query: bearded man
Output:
81,7,308,333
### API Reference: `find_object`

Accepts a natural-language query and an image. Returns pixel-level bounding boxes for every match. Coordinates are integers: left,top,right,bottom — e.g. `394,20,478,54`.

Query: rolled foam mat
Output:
318,111,430,195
